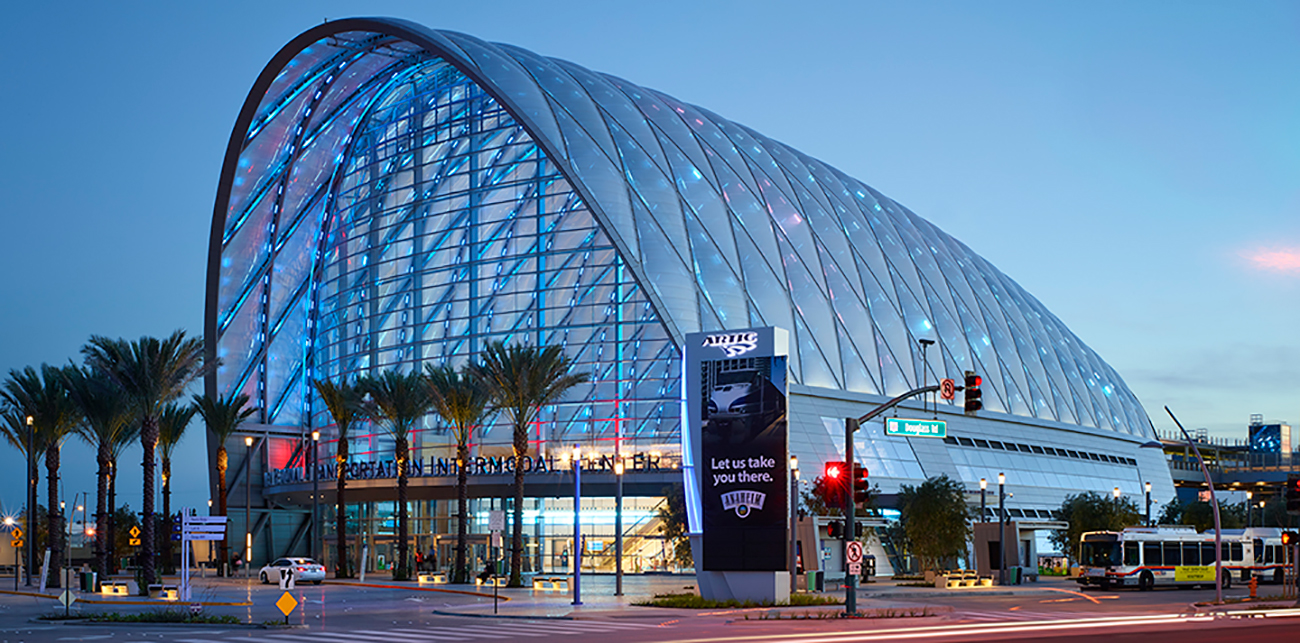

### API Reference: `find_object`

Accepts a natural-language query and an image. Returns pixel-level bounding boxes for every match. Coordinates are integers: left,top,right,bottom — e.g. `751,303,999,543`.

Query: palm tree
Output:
312,378,362,578
1,365,80,588
357,370,435,581
106,421,140,574
193,392,255,575
470,341,588,587
62,365,133,582
158,402,196,574
424,364,493,584
82,331,208,587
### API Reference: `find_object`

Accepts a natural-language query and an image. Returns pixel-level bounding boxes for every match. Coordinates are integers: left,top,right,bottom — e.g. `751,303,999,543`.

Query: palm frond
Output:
193,392,257,442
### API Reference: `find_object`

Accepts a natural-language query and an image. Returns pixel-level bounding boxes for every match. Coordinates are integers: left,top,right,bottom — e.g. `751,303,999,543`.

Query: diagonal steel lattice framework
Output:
207,18,1152,459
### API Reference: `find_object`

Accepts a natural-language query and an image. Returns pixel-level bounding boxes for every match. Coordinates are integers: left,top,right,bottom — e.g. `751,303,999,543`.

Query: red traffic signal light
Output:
825,462,844,480
963,371,983,415
828,521,843,539
1283,531,1296,546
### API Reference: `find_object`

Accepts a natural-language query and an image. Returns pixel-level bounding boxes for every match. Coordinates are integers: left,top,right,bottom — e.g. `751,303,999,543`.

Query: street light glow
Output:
997,472,1005,485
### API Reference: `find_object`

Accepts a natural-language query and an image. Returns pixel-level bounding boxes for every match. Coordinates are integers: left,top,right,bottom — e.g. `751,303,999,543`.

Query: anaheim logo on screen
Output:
702,332,759,357
720,489,766,518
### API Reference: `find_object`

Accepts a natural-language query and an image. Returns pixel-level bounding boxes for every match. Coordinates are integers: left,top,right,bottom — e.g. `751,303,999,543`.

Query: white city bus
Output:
1076,526,1289,590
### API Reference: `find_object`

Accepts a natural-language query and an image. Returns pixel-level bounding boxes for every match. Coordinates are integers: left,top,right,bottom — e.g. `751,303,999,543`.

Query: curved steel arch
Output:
205,17,681,412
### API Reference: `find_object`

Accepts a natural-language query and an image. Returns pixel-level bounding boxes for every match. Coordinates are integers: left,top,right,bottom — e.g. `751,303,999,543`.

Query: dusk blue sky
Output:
1,1,1296,515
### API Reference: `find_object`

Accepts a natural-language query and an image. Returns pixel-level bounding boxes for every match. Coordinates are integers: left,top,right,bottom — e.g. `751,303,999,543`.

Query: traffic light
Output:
825,461,845,482
963,371,983,415
821,461,848,508
853,465,870,507
1283,531,1297,546
828,521,843,539
855,523,865,538
1287,474,1300,514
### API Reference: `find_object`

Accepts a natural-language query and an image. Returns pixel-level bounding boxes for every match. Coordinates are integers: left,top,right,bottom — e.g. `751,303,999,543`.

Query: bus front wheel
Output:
1138,571,1154,591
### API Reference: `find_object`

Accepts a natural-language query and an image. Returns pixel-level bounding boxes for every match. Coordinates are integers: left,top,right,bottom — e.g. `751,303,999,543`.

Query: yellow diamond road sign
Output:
11,539,22,549
11,528,21,539
276,592,298,616
129,526,141,538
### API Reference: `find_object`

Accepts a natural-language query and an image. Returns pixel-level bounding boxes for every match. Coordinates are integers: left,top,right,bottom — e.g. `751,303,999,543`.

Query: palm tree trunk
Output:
95,442,110,583
140,416,158,588
107,460,117,574
509,421,525,587
161,458,172,575
454,442,469,584
396,437,409,581
335,440,349,578
216,446,228,576
45,444,62,589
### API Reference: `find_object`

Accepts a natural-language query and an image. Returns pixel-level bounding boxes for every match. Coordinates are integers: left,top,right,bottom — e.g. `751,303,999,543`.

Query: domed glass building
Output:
207,18,1172,574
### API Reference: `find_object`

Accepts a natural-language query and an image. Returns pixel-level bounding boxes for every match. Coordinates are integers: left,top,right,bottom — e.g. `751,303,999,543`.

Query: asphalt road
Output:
0,576,1296,643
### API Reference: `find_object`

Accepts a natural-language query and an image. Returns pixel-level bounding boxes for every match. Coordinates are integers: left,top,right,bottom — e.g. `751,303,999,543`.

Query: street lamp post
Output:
571,444,582,606
1112,487,1121,519
614,455,624,597
1156,407,1223,604
1246,491,1253,528
25,415,34,587
979,478,987,521
998,473,1007,585
244,435,253,579
1145,482,1152,527
789,455,799,595
5,517,15,591
311,431,320,563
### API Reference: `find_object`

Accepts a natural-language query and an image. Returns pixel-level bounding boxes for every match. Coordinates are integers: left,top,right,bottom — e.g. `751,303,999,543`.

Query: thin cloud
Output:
1243,247,1300,272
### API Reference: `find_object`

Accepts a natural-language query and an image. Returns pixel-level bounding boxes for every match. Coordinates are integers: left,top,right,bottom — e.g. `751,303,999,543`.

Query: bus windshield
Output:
1081,541,1121,567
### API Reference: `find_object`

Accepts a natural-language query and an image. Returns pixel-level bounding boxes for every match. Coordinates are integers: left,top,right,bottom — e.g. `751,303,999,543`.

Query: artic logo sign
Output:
720,490,766,518
702,332,759,357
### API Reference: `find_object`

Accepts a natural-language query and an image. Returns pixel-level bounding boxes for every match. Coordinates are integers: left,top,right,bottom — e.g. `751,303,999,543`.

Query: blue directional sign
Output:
885,417,947,438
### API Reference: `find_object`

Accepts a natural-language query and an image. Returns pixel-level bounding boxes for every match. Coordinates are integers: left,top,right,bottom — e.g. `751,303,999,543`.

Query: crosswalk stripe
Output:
500,620,661,632
468,623,620,634
388,627,510,639
323,630,462,642
272,631,399,642
451,625,551,637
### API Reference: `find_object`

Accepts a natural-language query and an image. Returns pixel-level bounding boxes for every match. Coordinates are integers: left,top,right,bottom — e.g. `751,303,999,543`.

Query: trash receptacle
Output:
1009,566,1021,585
80,571,97,592
805,570,823,592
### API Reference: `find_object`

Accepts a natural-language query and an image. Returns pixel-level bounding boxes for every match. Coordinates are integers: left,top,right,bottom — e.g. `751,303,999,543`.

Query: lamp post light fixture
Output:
244,435,253,578
6,516,16,591
571,444,582,606
25,414,34,587
614,455,624,597
790,455,799,594
1145,482,1152,527
998,472,1007,585
311,430,320,563
979,478,987,521
1246,491,1253,528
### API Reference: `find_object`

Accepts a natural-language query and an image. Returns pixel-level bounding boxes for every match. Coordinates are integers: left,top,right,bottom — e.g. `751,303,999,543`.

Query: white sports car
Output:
259,557,325,584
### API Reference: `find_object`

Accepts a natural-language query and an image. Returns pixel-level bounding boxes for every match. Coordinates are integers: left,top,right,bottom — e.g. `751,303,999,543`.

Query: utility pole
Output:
843,418,858,616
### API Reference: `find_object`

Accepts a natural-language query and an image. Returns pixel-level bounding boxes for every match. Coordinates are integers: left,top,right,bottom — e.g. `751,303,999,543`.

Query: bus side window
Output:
1183,543,1200,566
1202,544,1215,565
1230,543,1242,561
1264,546,1274,564
1164,542,1181,566
1124,542,1139,566
1144,542,1161,566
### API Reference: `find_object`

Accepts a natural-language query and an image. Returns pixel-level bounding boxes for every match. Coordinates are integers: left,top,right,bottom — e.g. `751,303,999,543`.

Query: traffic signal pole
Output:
844,417,858,616
843,383,941,617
